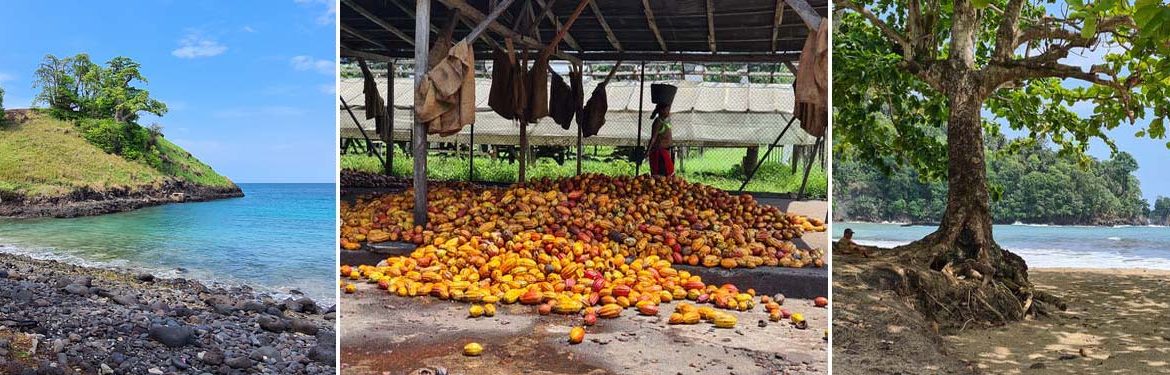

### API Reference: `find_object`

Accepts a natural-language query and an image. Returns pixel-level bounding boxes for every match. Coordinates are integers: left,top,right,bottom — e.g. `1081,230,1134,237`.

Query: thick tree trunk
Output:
878,76,1062,329
922,87,996,267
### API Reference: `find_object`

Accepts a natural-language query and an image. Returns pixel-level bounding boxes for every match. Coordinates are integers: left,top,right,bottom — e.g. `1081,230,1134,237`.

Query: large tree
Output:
34,54,167,122
834,0,1170,324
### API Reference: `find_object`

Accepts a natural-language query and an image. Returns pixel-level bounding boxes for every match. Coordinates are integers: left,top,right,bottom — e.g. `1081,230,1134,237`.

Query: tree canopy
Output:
834,137,1151,225
1152,196,1170,225
834,0,1170,180
833,0,1170,324
33,53,167,122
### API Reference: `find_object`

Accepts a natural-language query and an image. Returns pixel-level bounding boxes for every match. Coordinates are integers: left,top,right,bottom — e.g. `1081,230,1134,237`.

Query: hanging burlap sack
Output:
569,64,584,121
488,47,517,120
512,53,530,122
525,56,549,122
579,82,608,138
794,23,828,138
416,41,476,136
549,69,574,129
579,63,622,138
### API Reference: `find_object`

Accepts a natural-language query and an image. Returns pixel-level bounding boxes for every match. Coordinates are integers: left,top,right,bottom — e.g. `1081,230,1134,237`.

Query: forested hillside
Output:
834,137,1151,226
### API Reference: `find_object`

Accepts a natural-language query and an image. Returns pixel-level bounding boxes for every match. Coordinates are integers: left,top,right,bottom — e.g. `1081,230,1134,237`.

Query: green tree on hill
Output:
835,0,1170,325
1153,197,1170,225
33,54,167,122
32,54,170,168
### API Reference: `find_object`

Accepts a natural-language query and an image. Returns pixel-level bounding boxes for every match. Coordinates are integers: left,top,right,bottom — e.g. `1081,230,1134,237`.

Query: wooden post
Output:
519,118,528,182
413,0,431,227
386,61,395,175
635,61,646,175
469,122,475,181
576,63,583,176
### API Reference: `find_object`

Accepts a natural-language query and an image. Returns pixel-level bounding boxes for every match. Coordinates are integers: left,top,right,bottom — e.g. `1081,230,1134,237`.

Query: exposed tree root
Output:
862,238,1066,332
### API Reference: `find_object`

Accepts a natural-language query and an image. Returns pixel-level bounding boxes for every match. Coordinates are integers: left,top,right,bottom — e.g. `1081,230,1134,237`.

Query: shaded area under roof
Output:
340,0,828,62
339,77,815,147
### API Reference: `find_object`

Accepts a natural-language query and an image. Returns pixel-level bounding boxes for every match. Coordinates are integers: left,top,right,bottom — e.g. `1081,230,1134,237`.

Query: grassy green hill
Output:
0,112,236,199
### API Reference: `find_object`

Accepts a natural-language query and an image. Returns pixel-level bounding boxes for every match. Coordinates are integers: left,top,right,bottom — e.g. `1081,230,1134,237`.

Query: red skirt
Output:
648,147,674,176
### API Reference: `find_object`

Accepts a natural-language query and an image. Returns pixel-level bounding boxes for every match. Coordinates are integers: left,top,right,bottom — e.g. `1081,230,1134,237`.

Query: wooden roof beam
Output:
784,0,823,30
342,0,415,45
588,2,622,51
341,24,391,49
770,0,787,52
385,0,440,35
537,0,591,60
533,0,582,51
340,47,395,62
464,0,516,42
705,0,717,53
641,0,668,52
436,0,581,64
572,51,800,63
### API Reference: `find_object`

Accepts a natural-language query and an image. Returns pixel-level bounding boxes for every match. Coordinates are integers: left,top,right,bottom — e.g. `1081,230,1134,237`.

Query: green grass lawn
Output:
342,147,827,198
0,114,234,198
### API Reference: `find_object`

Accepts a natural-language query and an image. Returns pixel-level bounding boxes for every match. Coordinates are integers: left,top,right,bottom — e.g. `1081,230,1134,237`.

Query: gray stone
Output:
63,284,89,296
224,356,255,369
249,346,282,363
257,315,288,333
290,319,319,336
148,324,195,348
239,301,266,313
199,350,224,365
295,297,319,314
111,295,139,306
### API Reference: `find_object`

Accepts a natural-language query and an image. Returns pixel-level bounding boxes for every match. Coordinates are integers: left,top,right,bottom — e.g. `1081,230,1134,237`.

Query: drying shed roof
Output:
340,0,828,63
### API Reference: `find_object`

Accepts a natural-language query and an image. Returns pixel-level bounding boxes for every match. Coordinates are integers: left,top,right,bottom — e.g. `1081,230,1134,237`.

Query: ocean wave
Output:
846,239,1170,271
0,240,332,304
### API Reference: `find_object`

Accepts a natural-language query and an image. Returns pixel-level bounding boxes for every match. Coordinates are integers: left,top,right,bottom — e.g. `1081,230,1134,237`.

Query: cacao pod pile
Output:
341,174,825,268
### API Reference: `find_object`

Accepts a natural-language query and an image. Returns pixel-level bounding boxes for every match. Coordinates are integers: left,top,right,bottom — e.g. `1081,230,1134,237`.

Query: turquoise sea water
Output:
834,222,1170,270
0,183,336,303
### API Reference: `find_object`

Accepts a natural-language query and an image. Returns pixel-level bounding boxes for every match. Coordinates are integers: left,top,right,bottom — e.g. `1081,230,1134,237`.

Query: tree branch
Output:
991,0,1026,62
835,0,912,60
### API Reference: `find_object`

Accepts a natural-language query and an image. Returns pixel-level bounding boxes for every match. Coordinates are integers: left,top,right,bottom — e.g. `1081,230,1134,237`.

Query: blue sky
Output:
995,13,1170,206
0,0,337,183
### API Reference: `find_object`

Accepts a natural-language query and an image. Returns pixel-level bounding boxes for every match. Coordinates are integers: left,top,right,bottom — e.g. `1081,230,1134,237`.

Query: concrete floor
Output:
340,189,828,374
340,282,828,375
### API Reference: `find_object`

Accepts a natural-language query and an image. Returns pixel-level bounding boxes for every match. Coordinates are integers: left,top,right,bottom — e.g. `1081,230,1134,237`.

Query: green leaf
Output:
972,0,991,9
1150,118,1166,138
1082,16,1098,40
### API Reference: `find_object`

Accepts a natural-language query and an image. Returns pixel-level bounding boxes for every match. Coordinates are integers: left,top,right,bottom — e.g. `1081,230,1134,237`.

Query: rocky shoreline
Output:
0,253,336,374
0,180,245,219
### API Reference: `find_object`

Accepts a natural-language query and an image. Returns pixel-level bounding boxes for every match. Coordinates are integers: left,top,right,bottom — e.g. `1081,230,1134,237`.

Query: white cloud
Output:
290,55,334,75
172,32,228,59
0,72,13,82
318,84,336,95
242,26,256,33
294,0,337,25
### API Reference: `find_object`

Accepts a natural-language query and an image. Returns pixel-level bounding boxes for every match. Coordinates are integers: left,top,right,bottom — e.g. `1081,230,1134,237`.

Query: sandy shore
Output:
0,253,336,374
833,252,1170,374
946,267,1170,374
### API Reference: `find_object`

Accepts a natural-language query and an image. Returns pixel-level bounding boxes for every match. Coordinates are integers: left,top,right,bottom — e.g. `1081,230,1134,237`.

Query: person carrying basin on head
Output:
647,83,677,176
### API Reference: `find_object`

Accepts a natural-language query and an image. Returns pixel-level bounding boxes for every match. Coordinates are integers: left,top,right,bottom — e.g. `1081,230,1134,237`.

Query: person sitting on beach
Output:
836,228,875,257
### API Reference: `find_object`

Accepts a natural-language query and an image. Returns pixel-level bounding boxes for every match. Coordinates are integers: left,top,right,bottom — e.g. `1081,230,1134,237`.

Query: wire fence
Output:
339,61,826,198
